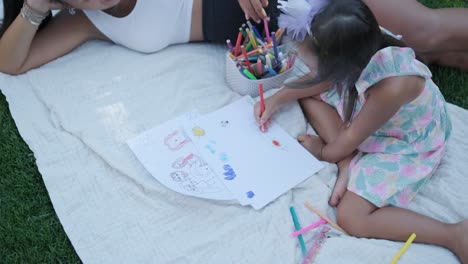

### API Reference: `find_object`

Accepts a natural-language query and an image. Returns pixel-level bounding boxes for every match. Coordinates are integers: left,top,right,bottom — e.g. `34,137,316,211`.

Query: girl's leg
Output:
363,0,468,53
298,97,354,207
337,191,468,263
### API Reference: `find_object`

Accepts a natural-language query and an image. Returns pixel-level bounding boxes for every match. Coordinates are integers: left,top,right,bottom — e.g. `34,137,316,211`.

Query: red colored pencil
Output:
234,31,243,56
259,83,267,132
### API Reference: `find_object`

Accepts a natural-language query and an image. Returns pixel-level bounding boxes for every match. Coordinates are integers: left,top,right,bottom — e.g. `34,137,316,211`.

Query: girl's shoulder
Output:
355,46,432,95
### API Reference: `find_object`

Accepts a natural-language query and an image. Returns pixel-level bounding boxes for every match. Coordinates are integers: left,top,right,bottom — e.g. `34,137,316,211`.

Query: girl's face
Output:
61,0,121,10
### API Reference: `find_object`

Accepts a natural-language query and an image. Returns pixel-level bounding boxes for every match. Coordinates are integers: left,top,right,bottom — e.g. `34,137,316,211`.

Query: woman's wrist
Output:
21,1,48,26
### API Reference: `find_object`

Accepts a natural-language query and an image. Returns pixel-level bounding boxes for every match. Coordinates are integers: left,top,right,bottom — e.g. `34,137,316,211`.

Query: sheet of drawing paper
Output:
127,111,234,200
183,97,324,209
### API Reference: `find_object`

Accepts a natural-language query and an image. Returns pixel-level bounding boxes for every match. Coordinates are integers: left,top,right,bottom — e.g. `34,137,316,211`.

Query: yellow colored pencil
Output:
304,201,348,234
276,28,285,41
246,29,258,49
390,233,417,264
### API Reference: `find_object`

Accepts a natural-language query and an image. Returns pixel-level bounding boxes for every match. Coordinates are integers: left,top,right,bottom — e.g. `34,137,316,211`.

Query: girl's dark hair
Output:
1,0,52,37
286,0,406,123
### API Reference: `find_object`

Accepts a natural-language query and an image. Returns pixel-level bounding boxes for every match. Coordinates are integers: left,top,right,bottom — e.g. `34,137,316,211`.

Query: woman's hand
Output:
26,0,64,14
253,93,282,128
238,0,269,23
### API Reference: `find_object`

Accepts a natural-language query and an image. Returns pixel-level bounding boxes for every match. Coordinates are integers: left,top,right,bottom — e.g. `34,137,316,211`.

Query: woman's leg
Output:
422,51,468,71
298,97,354,207
363,0,468,53
337,191,468,263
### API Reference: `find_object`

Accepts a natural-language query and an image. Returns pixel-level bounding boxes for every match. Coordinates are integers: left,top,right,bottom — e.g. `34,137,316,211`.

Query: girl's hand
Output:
238,0,268,23
254,93,281,127
26,0,64,14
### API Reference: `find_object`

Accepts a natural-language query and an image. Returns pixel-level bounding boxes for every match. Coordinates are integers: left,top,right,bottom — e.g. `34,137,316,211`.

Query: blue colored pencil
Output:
271,32,280,64
264,65,277,76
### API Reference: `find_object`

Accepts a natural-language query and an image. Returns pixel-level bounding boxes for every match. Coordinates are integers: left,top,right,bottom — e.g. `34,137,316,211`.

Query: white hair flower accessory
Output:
278,0,329,41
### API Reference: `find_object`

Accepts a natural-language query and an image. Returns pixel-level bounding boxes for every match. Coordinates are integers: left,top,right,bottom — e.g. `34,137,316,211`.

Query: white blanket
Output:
1,41,467,264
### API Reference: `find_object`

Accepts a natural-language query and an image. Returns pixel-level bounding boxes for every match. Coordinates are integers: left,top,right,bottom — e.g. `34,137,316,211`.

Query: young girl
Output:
254,0,468,262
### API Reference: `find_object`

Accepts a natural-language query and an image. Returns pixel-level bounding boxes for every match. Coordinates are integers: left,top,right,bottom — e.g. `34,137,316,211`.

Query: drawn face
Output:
164,131,190,150
190,163,213,180
170,171,188,182
220,120,229,127
182,181,201,193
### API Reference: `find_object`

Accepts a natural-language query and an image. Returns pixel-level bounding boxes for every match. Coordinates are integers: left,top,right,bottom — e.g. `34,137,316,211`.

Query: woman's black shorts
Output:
202,0,279,43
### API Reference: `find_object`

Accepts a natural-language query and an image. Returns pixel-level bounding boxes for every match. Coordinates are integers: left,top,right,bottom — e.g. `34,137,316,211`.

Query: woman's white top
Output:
83,0,194,53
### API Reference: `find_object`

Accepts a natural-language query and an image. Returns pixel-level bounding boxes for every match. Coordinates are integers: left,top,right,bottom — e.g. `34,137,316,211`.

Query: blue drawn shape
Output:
205,144,216,154
246,191,255,199
219,152,229,162
223,164,237,180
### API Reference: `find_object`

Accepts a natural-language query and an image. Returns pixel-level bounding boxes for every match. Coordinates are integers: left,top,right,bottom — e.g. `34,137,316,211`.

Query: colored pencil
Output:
304,201,348,234
390,233,417,264
290,206,307,256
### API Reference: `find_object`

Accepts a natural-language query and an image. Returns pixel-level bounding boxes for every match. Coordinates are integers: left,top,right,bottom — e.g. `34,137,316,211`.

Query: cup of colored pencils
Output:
225,19,297,97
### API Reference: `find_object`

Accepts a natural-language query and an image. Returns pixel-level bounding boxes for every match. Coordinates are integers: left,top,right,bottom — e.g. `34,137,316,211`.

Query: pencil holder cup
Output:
225,43,295,97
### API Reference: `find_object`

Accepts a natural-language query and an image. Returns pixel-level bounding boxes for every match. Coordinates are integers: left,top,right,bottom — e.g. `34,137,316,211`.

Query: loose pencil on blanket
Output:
291,219,327,237
390,233,416,264
304,201,348,234
290,206,308,256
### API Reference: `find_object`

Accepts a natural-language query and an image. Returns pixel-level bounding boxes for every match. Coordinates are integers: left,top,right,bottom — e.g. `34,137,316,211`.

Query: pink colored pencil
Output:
256,58,263,77
291,219,327,237
264,17,271,43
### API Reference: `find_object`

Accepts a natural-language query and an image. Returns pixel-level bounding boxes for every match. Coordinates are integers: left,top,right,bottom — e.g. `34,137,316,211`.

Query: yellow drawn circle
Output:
192,127,205,137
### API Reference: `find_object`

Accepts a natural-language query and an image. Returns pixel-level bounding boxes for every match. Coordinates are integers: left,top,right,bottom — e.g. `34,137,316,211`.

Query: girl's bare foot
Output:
298,134,353,207
452,220,468,264
329,157,352,207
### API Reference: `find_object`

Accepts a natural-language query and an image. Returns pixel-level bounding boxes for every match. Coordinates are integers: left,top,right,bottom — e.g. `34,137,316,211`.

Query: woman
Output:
363,0,468,71
0,0,278,75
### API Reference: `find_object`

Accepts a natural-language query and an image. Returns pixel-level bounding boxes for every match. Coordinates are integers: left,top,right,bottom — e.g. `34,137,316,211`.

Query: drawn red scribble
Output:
272,140,281,147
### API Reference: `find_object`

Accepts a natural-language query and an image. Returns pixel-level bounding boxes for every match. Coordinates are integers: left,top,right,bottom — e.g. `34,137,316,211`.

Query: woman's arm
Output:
0,8,105,75
317,76,424,163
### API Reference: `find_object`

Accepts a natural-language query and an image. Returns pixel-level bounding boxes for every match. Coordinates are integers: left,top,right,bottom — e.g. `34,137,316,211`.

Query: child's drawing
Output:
172,154,216,181
170,154,221,194
223,164,237,180
170,171,189,182
164,130,191,150
192,127,206,137
220,120,230,127
180,179,220,193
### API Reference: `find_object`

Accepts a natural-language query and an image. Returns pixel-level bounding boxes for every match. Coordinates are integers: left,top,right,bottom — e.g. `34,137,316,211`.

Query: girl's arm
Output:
0,9,105,75
254,80,331,124
275,80,332,105
318,75,424,163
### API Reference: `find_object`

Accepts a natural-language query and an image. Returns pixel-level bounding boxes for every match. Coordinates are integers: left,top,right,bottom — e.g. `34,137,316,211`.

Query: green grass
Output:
1,1,468,263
